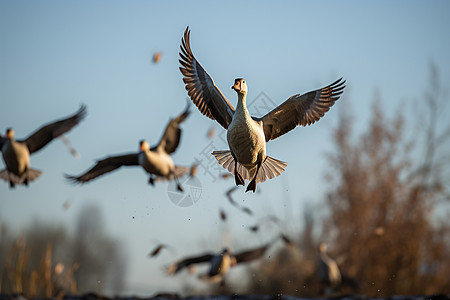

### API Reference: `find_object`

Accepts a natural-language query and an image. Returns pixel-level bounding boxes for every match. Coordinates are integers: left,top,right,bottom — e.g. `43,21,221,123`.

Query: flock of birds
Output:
1,27,345,191
1,26,349,294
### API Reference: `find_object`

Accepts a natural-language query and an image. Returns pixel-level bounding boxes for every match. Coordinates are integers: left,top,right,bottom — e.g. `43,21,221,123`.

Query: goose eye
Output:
243,80,245,83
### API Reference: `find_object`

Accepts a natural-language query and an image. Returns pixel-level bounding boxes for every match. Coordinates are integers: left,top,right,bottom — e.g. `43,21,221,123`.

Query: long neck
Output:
236,92,249,116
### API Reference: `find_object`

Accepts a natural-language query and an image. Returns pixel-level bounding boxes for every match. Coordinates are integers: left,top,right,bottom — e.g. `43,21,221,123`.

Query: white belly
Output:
2,141,30,176
227,116,266,168
138,150,174,177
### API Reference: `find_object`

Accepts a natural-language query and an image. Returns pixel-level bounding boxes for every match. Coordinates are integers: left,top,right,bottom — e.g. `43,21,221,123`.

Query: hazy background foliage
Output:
1,65,448,298
0,204,126,297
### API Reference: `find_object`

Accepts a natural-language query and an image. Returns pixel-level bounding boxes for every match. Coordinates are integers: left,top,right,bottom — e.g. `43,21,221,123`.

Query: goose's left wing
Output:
257,78,345,142
64,153,139,183
152,103,190,154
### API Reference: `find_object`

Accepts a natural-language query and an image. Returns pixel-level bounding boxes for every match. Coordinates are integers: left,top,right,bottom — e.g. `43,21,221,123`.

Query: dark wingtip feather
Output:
76,104,88,121
63,173,83,185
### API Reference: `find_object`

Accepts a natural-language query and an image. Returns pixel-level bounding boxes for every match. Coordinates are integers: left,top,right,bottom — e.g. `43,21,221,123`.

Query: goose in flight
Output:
179,27,345,192
166,234,293,283
65,105,190,191
0,105,87,188
166,244,271,283
318,243,359,295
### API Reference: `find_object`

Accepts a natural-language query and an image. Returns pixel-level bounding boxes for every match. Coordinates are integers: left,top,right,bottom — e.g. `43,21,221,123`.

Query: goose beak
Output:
139,140,147,151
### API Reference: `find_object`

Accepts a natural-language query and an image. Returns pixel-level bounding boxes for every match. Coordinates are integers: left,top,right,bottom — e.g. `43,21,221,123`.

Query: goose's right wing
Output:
166,253,214,275
65,153,139,183
179,27,235,129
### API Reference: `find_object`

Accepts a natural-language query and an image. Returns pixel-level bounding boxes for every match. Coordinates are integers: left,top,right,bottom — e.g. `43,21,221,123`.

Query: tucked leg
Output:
148,175,155,185
173,174,184,192
246,161,262,193
234,157,245,186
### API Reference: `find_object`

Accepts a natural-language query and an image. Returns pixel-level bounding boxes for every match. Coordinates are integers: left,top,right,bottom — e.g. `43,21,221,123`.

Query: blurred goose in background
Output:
179,27,345,192
166,244,270,283
0,105,87,188
166,234,293,283
318,243,342,294
318,243,359,295
65,105,190,191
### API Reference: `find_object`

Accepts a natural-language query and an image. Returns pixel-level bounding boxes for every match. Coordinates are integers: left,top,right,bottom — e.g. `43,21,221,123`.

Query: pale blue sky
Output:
1,0,449,295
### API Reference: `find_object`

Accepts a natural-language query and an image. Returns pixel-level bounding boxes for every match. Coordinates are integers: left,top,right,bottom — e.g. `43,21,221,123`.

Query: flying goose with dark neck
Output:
0,105,87,188
65,105,190,191
179,27,345,192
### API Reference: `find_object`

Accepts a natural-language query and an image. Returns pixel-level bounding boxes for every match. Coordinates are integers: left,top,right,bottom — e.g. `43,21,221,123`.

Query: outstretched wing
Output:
166,253,213,275
23,105,87,154
65,153,139,183
179,26,235,129
152,102,190,154
258,78,345,142
233,244,270,264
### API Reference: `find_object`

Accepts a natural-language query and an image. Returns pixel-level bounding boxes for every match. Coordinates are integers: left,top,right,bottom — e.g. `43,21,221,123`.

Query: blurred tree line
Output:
0,204,126,298
1,64,449,298
211,64,450,297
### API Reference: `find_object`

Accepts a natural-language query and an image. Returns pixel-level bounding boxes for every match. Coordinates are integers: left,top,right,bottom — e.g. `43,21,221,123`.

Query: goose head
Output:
319,243,328,253
232,78,248,95
5,128,14,139
139,140,150,151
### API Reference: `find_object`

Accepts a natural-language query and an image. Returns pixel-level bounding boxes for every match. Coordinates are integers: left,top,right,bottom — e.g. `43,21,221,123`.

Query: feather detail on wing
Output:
258,78,345,141
179,27,235,129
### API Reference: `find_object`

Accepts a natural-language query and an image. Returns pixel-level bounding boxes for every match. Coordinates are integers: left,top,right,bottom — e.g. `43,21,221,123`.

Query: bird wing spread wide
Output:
152,102,190,154
257,78,345,142
65,153,139,183
23,105,87,154
179,27,235,129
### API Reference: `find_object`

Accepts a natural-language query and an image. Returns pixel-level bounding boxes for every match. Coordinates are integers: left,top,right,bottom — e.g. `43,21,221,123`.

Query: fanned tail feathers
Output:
211,150,286,183
256,155,287,183
212,150,251,181
0,168,42,187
